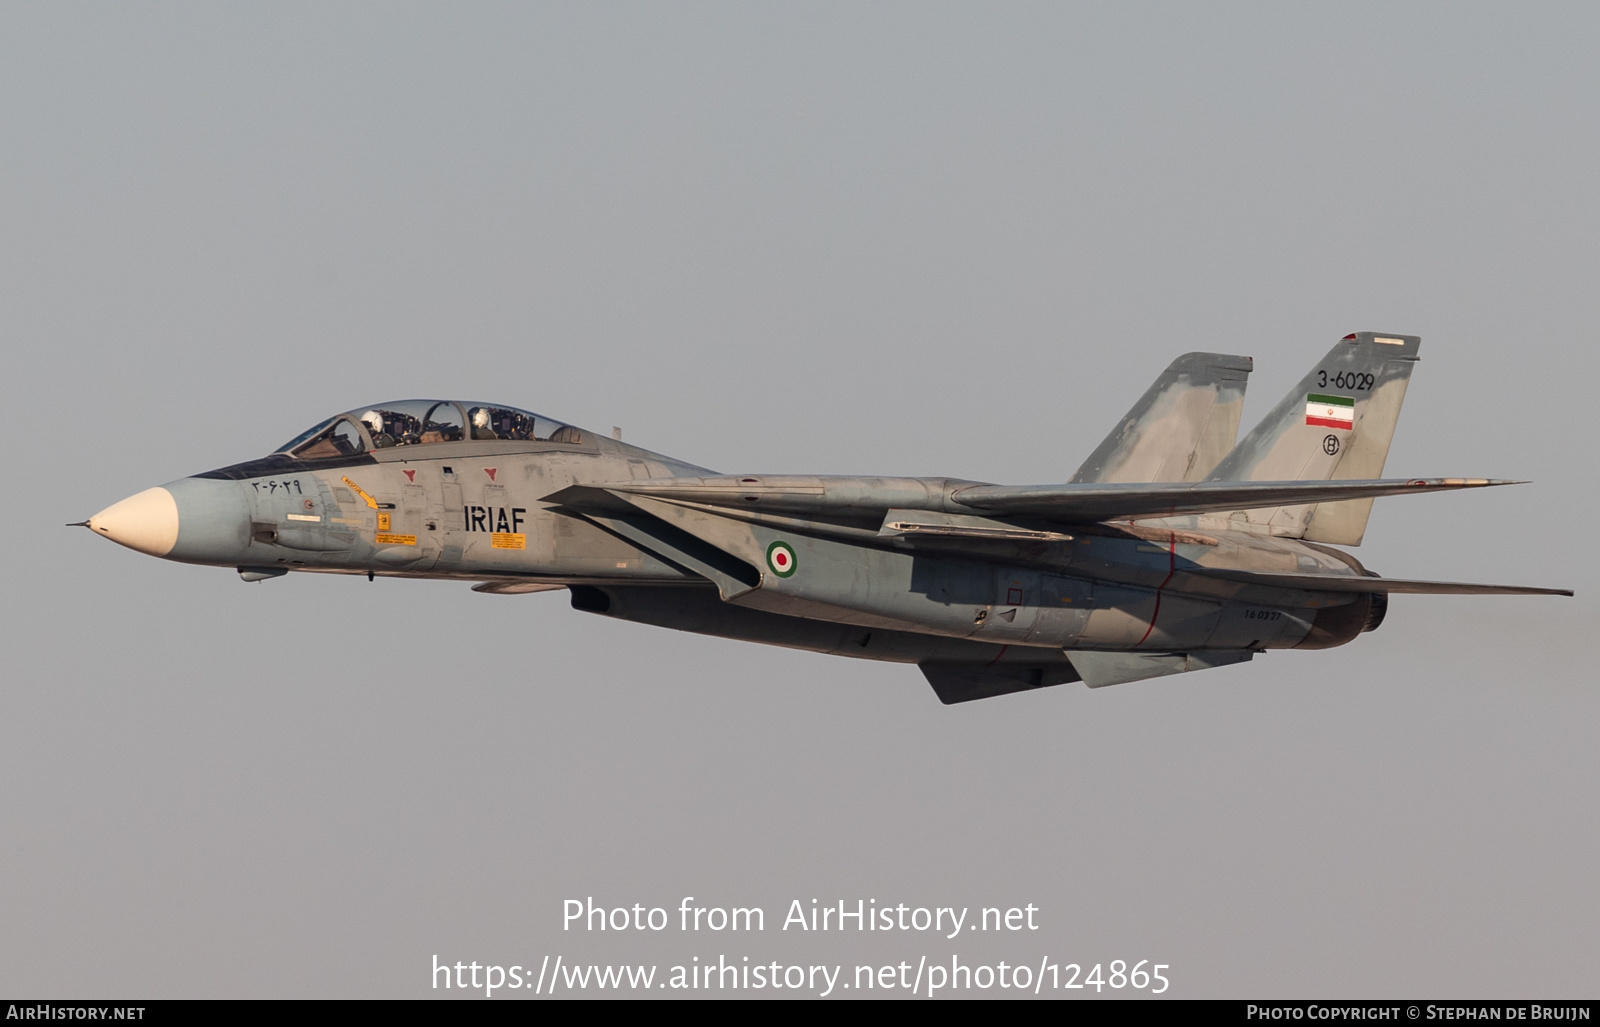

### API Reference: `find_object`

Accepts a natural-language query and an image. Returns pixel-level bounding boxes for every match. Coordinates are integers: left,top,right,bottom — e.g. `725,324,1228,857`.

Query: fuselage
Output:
86,402,1383,666
84,336,1568,702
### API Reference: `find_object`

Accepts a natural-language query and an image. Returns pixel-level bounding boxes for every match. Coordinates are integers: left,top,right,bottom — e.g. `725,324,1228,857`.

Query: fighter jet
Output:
79,332,1571,703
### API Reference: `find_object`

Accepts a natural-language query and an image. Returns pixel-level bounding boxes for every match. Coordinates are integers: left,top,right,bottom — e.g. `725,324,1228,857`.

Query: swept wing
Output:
548,476,1517,526
1182,569,1571,597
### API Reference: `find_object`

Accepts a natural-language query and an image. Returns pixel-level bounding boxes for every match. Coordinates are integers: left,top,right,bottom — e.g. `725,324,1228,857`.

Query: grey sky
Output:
3,2,1596,997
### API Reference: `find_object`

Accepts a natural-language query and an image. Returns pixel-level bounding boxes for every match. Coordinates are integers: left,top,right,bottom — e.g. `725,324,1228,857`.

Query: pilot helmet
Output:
472,407,492,429
360,410,384,435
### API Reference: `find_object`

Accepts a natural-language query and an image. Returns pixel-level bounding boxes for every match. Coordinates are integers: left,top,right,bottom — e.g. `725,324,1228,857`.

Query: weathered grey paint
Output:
585,473,1513,525
1071,351,1252,484
1068,650,1255,688
1301,350,1416,545
1200,332,1421,539
82,340,1571,702
164,477,251,564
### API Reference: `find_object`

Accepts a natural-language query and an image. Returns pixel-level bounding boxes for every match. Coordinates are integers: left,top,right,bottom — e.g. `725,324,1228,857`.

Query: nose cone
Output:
84,477,251,564
88,487,180,556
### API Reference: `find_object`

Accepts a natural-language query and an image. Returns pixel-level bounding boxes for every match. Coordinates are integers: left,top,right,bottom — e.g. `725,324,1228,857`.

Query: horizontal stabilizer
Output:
1188,569,1573,597
1068,650,1254,688
953,478,1515,523
920,661,1080,704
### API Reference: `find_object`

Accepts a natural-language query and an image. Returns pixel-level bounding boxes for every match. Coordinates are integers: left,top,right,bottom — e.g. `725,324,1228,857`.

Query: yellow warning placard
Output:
375,533,417,546
376,512,391,531
490,532,526,550
341,476,380,509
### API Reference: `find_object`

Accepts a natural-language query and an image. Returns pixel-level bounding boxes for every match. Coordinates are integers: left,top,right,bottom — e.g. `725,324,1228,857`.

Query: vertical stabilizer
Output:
1201,332,1420,541
1071,352,1252,484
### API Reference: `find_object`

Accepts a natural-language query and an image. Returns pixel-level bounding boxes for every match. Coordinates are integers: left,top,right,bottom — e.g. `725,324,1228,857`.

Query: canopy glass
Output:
276,401,584,457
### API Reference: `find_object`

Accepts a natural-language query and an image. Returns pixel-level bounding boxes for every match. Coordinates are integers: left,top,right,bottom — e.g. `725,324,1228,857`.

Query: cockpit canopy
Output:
276,400,584,458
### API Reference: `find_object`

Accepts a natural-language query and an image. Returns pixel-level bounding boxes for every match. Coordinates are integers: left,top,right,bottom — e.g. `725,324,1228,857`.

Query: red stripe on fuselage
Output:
1134,537,1178,648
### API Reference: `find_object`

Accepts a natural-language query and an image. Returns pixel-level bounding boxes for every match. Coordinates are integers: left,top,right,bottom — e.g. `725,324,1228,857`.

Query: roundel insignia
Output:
766,540,798,578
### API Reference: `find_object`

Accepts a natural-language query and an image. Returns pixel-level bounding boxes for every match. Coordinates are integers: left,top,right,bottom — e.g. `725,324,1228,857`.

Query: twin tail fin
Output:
1201,332,1421,544
1071,352,1252,485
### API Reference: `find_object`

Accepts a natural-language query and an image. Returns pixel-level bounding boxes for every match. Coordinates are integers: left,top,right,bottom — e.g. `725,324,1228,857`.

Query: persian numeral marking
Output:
249,478,304,495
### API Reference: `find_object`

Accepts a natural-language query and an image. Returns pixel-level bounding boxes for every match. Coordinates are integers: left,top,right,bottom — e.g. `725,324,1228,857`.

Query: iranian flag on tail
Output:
1305,393,1355,430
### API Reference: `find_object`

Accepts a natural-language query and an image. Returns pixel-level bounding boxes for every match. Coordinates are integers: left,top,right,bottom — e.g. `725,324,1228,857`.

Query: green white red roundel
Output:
766,540,798,578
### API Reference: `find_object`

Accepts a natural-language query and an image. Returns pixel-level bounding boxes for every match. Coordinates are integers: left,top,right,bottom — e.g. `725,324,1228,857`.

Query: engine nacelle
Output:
1292,591,1386,649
